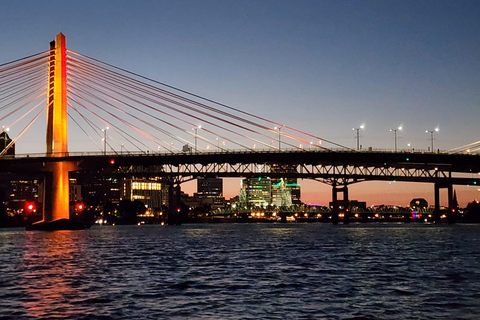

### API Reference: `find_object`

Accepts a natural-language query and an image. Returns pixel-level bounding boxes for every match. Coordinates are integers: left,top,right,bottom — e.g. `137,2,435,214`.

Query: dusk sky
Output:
1,0,479,206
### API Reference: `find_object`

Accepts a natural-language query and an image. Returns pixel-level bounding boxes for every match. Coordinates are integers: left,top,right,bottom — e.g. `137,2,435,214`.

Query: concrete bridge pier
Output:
331,184,349,224
331,185,339,224
433,182,454,224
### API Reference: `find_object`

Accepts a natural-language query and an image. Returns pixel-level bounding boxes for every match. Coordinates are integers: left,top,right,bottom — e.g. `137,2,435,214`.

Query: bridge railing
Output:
0,147,473,159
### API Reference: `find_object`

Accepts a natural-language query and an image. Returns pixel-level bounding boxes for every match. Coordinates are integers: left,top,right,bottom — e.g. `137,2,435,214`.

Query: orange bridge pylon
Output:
30,33,79,229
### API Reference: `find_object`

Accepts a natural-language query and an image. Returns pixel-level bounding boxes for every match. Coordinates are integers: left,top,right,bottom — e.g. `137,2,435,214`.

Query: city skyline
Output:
1,1,479,206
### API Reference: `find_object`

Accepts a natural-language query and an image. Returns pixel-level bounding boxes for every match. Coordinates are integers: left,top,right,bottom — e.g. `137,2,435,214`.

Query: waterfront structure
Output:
410,198,428,210
328,200,367,211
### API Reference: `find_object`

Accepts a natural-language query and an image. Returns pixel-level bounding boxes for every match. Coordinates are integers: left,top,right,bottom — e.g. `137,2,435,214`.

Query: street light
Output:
353,124,365,150
274,126,282,151
193,125,201,153
102,127,109,155
426,127,439,152
390,126,402,152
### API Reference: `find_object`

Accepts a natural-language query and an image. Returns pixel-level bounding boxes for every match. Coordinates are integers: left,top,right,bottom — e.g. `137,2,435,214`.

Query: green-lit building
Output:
271,178,301,207
241,177,301,208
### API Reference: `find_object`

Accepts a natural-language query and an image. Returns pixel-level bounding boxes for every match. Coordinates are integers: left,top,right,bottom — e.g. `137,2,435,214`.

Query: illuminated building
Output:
271,178,301,206
69,178,82,202
240,177,301,208
122,177,168,210
9,179,41,211
241,177,272,207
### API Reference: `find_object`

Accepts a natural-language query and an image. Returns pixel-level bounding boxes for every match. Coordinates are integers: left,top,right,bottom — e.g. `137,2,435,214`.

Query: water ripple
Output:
1,224,480,319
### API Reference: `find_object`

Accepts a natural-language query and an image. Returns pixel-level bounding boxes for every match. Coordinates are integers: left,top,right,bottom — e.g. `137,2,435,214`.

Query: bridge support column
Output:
27,34,80,230
446,184,456,224
331,184,349,224
343,186,350,224
433,183,441,224
332,185,338,224
44,161,76,221
433,182,455,224
167,183,182,225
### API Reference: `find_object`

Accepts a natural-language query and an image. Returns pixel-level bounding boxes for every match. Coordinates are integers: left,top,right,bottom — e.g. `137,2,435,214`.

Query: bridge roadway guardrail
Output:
0,147,474,159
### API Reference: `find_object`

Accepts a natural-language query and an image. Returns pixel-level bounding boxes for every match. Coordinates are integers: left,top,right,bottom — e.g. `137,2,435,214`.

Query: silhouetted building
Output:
410,198,428,209
0,131,14,155
9,179,41,211
195,177,224,208
328,200,367,211
73,170,122,207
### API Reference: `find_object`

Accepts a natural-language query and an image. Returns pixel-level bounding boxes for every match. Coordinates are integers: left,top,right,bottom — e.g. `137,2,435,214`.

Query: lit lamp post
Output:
274,126,282,151
426,127,439,152
102,127,109,155
390,126,402,152
193,125,201,153
353,124,365,150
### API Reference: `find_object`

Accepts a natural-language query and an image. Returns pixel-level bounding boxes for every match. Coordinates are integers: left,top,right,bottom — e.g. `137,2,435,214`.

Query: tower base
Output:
26,218,90,231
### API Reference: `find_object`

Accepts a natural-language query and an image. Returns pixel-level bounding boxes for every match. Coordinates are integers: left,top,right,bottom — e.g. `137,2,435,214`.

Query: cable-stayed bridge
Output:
1,33,479,228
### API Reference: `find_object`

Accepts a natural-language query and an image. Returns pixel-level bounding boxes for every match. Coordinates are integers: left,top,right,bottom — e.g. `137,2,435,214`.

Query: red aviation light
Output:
25,202,35,213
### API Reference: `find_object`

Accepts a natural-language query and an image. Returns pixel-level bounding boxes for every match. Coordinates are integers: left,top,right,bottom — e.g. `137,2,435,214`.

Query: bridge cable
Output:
68,50,350,150
67,52,327,150
67,65,270,151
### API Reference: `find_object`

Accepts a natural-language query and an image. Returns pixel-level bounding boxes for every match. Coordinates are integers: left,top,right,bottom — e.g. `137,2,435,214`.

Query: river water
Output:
1,223,480,319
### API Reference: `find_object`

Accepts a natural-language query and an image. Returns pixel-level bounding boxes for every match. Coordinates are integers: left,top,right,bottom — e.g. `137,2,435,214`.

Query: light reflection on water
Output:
1,223,480,319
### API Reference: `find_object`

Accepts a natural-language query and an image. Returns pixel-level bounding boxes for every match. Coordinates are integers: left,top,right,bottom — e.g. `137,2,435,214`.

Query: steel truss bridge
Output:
2,148,479,224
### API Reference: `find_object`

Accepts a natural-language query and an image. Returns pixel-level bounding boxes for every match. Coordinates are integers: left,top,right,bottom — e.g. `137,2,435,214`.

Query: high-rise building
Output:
69,178,82,202
241,177,301,208
241,177,272,207
122,177,168,211
271,178,301,206
73,170,122,207
195,177,224,208
9,179,41,210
